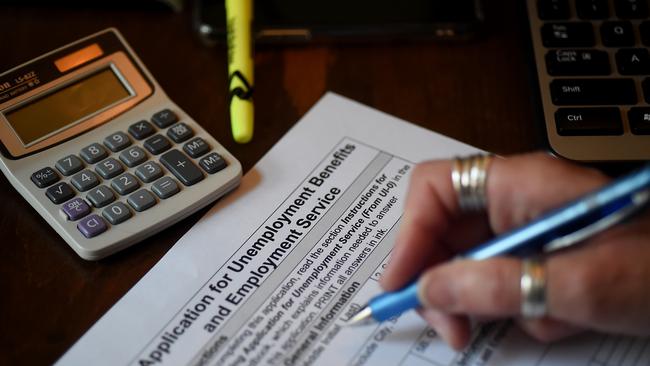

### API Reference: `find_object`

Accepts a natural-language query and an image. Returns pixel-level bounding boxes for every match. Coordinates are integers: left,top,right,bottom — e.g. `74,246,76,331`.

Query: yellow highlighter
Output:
226,0,254,143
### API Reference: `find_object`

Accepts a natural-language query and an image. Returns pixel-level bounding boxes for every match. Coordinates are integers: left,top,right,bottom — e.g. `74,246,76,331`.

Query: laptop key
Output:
555,108,623,135
616,48,650,75
550,79,637,105
545,49,610,76
614,0,648,19
601,21,635,47
628,107,650,134
538,0,570,19
576,0,609,19
542,23,595,47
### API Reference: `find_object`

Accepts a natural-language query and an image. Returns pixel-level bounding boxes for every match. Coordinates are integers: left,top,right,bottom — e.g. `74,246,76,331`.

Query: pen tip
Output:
346,306,374,326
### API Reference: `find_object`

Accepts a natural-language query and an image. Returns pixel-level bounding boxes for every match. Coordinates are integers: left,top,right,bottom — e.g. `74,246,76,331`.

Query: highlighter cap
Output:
230,97,254,143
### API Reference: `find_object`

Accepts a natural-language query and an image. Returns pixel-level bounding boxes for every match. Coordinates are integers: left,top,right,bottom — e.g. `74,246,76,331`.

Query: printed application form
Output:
58,93,650,366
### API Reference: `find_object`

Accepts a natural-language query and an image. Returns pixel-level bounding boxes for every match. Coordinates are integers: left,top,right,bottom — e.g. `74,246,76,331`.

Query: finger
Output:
486,152,609,234
544,219,650,334
417,308,472,350
381,161,459,291
517,318,585,343
417,257,522,317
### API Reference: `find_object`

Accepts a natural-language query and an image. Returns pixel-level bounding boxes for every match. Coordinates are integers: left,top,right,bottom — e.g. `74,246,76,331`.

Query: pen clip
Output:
543,189,650,253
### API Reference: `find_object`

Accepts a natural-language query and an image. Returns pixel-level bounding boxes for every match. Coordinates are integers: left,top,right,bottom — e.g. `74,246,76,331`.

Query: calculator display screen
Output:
4,68,130,145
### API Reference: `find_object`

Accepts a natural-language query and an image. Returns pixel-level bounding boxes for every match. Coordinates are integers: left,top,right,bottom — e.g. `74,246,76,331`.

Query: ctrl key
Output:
555,108,623,136
77,214,107,238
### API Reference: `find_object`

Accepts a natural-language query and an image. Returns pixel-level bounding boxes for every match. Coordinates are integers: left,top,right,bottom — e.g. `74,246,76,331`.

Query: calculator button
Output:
104,132,132,152
152,109,178,128
628,108,650,134
160,149,204,186
111,173,140,195
77,214,107,238
144,134,172,155
95,158,124,179
128,189,157,212
46,182,75,204
119,146,148,167
102,202,132,225
86,185,115,208
199,153,227,174
135,161,163,183
70,169,100,192
152,176,180,199
31,167,59,188
128,120,155,140
183,137,210,158
166,123,193,143
80,143,108,164
61,197,91,221
55,155,84,176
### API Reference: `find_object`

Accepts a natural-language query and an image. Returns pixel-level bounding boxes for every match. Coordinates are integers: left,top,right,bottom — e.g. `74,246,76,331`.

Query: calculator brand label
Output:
0,71,41,103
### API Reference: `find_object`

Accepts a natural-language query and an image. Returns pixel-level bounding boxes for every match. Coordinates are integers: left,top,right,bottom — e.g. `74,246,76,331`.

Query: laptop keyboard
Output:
526,0,650,161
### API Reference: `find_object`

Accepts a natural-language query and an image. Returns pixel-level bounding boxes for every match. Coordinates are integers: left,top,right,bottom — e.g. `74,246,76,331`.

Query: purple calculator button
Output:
61,197,91,221
77,214,107,238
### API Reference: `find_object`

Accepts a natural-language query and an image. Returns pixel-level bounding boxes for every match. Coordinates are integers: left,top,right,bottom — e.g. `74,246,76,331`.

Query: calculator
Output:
0,29,241,260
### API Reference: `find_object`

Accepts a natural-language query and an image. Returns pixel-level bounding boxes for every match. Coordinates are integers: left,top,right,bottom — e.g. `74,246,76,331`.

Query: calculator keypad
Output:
55,155,84,176
151,109,177,128
104,132,131,152
30,109,229,240
77,214,107,238
46,182,75,204
152,177,179,199
128,120,155,140
183,137,210,158
61,197,91,221
128,189,156,212
102,202,132,225
135,161,163,183
120,146,148,167
95,158,124,179
31,167,59,188
160,149,204,186
80,143,108,164
86,185,115,208
167,123,193,143
144,134,172,155
70,170,100,192
112,173,140,195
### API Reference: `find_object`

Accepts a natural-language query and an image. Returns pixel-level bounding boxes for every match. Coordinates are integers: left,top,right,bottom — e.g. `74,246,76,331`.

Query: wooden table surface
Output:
0,1,538,364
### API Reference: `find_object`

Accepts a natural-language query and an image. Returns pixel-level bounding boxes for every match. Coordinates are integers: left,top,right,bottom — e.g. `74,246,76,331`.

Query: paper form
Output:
57,93,650,366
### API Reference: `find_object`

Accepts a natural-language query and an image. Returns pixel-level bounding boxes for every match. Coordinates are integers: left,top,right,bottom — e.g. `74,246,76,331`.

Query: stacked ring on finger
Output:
451,154,493,212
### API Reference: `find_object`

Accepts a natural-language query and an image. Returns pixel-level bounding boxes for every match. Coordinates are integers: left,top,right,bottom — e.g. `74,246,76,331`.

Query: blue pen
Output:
347,164,650,325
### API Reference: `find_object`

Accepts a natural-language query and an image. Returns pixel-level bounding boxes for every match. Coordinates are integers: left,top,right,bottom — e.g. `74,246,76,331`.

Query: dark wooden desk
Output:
0,2,537,364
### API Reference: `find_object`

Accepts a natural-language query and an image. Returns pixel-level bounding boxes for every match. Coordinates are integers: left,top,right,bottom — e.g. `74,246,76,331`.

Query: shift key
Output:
555,108,623,135
160,149,204,186
550,79,636,105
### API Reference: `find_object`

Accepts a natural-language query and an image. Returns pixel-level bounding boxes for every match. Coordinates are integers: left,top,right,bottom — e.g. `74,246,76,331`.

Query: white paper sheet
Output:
57,93,650,366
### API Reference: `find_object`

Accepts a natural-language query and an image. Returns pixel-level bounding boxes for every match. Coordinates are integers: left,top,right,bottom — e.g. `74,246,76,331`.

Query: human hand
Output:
380,152,650,350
